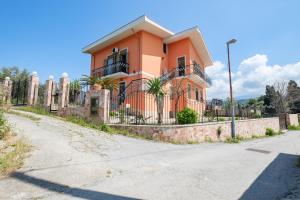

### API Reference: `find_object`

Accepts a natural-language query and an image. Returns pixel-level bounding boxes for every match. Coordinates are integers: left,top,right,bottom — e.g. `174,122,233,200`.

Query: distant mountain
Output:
236,99,251,105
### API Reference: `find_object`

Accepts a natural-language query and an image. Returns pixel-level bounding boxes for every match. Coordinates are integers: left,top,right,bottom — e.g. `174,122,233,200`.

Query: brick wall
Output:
110,117,280,143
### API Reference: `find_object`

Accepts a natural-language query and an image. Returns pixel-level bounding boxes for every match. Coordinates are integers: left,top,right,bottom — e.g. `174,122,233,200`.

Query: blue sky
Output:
0,0,299,98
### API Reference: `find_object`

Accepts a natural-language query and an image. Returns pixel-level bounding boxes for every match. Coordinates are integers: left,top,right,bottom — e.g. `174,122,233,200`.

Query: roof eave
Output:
164,27,213,67
82,15,174,54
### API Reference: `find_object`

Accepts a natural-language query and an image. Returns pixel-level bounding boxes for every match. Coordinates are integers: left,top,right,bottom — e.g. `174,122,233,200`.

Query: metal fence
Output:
11,78,28,106
68,84,89,107
109,90,204,125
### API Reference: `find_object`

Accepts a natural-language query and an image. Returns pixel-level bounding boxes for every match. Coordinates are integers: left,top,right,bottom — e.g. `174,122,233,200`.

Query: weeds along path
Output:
0,110,299,200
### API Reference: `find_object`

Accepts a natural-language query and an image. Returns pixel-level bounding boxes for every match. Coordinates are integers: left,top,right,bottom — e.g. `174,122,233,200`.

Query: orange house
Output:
82,16,213,123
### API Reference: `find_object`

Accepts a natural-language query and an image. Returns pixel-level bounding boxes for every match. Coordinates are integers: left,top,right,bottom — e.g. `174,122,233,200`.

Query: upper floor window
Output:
104,49,128,67
107,55,114,66
163,43,167,54
102,49,129,76
119,49,128,64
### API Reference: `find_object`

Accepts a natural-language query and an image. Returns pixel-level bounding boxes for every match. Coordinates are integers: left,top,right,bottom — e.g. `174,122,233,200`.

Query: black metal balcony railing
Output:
160,64,211,85
192,64,212,85
92,62,129,77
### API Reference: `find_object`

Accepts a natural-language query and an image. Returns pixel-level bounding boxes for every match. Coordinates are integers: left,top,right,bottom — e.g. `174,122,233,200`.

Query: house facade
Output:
82,16,213,123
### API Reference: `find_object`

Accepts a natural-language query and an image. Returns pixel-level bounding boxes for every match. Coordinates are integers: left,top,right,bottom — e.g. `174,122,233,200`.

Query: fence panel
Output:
11,78,28,106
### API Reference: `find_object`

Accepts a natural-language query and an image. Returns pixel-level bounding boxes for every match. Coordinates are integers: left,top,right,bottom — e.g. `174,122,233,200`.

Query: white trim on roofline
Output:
82,15,174,53
164,26,213,66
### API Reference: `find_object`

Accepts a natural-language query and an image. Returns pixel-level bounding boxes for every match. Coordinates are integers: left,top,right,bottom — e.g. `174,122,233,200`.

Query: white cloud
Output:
206,54,300,99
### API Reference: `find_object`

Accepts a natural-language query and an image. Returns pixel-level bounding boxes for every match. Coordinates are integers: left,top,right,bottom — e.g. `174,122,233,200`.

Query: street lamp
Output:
226,39,237,138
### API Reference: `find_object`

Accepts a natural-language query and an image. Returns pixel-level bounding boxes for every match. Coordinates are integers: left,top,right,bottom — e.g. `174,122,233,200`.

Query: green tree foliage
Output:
261,80,300,116
0,66,29,81
262,85,277,116
147,78,165,124
286,80,300,113
80,75,117,90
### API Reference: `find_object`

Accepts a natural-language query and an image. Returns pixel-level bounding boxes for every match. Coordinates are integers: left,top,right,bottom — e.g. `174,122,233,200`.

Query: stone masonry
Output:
27,72,39,106
2,77,12,105
44,76,55,110
287,114,299,126
58,73,70,110
111,117,281,143
84,89,110,123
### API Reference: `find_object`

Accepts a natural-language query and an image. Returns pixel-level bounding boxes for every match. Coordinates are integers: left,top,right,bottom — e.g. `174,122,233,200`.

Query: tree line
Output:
262,80,300,115
243,80,300,117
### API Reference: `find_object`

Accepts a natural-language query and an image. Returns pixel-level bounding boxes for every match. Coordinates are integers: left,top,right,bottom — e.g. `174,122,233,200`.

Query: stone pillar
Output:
27,72,39,106
99,89,110,123
84,89,110,123
58,73,70,110
3,77,12,104
44,75,54,110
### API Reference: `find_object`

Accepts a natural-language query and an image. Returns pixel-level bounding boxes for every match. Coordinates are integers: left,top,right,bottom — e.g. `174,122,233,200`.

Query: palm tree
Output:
98,78,117,90
80,75,117,92
70,79,81,104
80,75,100,87
147,78,165,124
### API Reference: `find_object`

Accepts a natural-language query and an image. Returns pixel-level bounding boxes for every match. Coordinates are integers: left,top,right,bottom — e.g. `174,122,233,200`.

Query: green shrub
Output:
265,128,283,136
109,111,116,117
288,125,300,130
236,135,245,140
265,128,275,136
218,117,225,122
176,108,198,124
254,113,261,118
204,135,213,143
225,137,240,143
251,135,261,139
0,111,10,140
100,123,112,133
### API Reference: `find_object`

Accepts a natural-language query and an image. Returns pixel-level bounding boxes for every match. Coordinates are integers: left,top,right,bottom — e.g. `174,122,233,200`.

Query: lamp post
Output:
226,39,237,138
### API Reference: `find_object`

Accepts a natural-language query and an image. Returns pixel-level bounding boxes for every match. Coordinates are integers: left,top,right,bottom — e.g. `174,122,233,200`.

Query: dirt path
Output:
0,111,300,200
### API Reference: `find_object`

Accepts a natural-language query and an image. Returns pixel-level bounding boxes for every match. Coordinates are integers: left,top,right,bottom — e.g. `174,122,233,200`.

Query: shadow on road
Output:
10,172,139,200
240,153,300,200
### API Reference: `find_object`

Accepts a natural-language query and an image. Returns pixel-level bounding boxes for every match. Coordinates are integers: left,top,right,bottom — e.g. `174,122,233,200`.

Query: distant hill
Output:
237,99,250,105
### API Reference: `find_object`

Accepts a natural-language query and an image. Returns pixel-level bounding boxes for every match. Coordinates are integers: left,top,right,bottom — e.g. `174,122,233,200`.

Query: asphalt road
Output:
0,111,299,200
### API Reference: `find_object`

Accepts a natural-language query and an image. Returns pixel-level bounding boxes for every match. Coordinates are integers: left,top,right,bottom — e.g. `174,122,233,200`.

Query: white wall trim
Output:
128,70,155,78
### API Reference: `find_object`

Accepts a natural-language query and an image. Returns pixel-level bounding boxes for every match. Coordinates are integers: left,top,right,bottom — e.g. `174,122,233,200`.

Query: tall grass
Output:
0,109,30,176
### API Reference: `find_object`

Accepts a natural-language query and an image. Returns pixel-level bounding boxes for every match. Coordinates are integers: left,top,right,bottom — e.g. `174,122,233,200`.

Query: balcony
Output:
191,64,211,85
173,64,211,85
92,62,129,79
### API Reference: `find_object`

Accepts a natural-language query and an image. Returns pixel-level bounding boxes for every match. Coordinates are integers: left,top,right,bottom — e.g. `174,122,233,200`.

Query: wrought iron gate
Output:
11,78,28,106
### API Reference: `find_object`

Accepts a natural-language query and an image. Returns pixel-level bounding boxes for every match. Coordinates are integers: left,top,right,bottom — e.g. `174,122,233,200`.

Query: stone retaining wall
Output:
288,114,299,126
58,107,86,118
110,117,280,143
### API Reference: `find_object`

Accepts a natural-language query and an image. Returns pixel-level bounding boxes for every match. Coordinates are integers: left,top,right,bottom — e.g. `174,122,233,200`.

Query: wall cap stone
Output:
109,117,279,128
